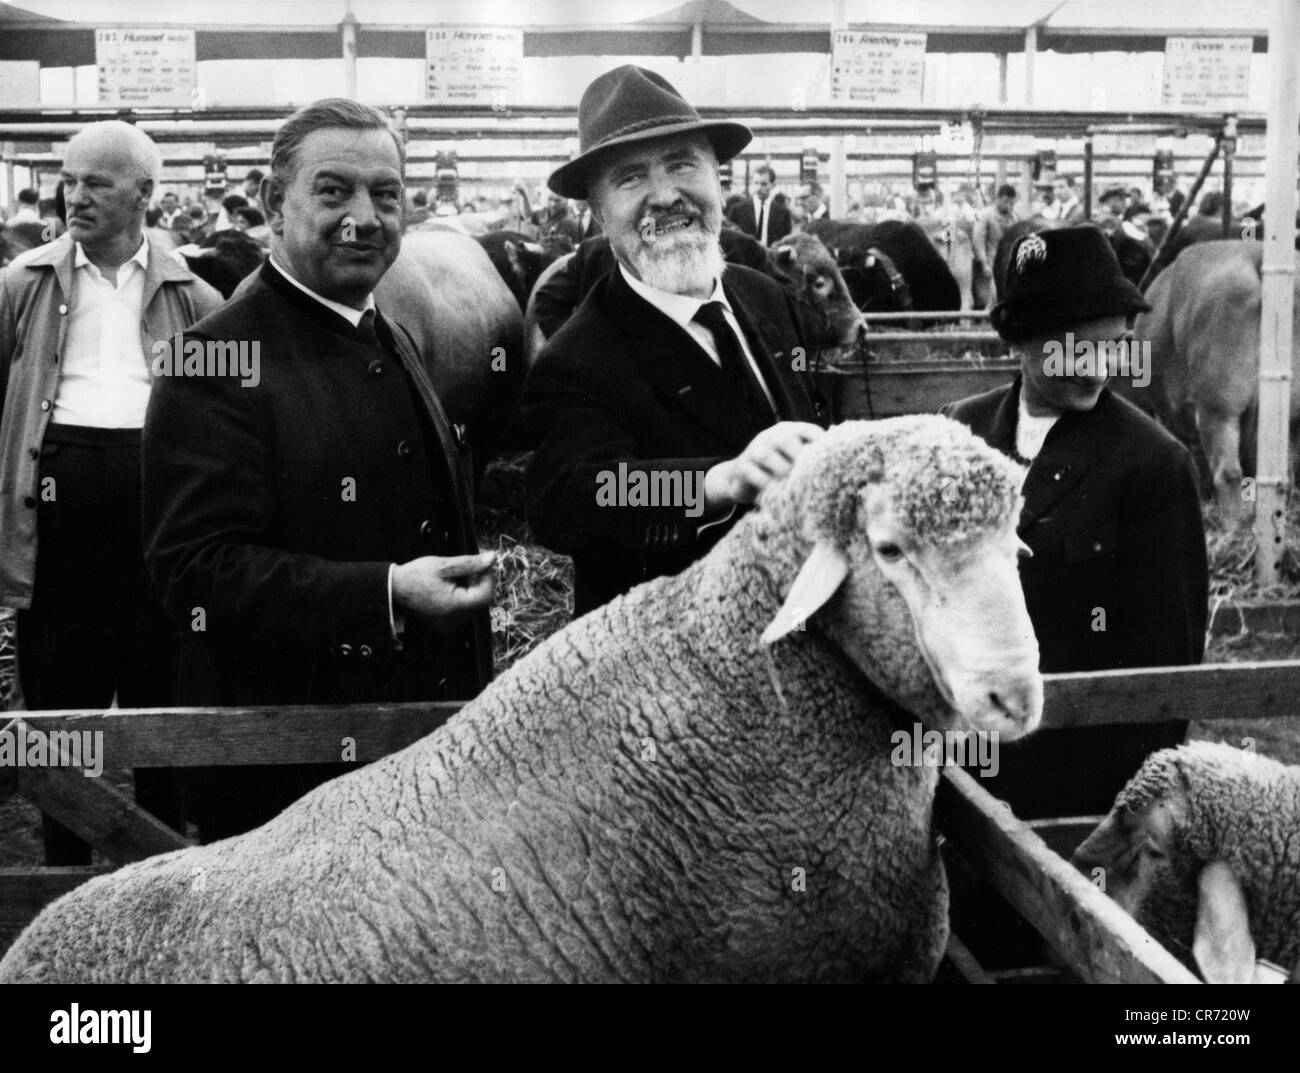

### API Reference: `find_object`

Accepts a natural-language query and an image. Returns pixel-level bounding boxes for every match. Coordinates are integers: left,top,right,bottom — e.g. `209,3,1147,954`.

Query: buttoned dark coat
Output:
524,263,822,615
727,196,793,245
942,377,1208,816
143,262,492,708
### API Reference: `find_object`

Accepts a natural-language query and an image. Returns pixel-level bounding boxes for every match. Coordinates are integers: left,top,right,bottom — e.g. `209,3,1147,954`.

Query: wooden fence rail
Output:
4,660,1300,978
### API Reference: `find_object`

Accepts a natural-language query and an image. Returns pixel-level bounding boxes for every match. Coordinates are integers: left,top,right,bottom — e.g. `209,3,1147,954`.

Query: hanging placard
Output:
96,28,196,107
1162,37,1252,109
426,27,523,106
831,31,926,106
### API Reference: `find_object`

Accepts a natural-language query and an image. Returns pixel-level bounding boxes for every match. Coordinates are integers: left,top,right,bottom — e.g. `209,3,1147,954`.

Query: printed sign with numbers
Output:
96,28,196,107
831,31,926,106
426,27,522,106
1162,37,1252,109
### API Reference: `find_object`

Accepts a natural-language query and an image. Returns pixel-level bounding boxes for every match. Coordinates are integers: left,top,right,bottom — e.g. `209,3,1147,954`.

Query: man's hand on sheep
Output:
704,422,825,512
392,552,497,624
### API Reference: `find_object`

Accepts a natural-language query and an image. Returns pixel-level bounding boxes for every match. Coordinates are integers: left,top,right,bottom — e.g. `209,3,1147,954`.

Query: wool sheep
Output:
0,416,1041,984
1073,741,1300,984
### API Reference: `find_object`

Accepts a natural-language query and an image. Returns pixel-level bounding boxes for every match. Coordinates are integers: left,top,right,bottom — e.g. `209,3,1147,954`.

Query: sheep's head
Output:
758,416,1041,740
1073,742,1300,983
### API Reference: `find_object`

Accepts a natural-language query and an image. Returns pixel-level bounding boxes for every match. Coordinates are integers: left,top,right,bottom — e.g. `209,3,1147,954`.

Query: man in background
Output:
0,121,220,862
8,188,40,225
727,164,791,246
972,183,1020,305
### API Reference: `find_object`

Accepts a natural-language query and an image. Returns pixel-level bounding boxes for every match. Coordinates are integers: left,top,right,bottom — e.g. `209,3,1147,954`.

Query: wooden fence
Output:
3,661,1298,983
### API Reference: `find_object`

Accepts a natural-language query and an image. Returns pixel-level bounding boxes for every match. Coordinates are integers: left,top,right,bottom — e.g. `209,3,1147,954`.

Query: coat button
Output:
368,360,384,377
23,496,36,508
359,644,372,658
419,519,434,538
397,440,411,459
40,400,50,411
59,304,68,315
1092,541,1103,552
28,447,38,460
338,643,353,657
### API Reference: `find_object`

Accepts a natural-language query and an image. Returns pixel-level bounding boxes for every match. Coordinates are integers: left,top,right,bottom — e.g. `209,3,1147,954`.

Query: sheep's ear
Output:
761,540,849,645
1192,860,1256,984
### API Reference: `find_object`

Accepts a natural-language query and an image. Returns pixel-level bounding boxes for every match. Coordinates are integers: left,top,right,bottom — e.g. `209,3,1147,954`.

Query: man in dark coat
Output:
143,99,495,840
943,226,1208,819
726,164,792,246
524,66,824,616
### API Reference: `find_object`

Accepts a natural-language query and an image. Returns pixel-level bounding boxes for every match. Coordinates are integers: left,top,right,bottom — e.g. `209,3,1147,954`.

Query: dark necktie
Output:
758,198,768,244
693,300,773,418
356,307,379,347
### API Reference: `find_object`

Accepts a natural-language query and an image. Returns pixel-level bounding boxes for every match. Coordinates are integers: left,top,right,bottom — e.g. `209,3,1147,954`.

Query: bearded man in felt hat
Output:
942,226,1208,818
524,65,825,615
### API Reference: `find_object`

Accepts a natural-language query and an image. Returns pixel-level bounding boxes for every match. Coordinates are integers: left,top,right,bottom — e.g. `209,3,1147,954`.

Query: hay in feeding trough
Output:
476,452,575,673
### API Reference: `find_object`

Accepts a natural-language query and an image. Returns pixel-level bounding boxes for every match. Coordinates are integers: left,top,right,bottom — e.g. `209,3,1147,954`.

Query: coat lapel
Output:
723,272,798,420
1018,391,1126,531
602,268,763,450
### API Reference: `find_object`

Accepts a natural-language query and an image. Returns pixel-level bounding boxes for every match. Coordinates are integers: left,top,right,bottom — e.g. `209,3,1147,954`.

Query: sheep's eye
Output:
875,541,904,562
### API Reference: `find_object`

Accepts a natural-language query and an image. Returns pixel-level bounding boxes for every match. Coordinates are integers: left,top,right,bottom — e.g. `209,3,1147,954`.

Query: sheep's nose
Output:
987,676,1042,738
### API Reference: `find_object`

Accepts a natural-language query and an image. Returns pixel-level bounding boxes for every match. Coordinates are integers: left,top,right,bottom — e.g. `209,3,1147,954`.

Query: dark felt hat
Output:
990,226,1151,342
547,65,752,200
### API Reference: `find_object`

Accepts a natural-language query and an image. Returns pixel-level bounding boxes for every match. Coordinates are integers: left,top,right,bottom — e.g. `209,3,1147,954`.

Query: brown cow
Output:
1127,240,1300,524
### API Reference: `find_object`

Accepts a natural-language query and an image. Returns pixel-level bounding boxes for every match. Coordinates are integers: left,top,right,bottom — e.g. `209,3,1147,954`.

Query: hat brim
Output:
991,281,1152,342
548,120,752,200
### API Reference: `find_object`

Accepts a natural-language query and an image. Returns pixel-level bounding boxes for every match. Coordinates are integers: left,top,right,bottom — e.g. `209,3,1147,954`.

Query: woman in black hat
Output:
943,226,1208,818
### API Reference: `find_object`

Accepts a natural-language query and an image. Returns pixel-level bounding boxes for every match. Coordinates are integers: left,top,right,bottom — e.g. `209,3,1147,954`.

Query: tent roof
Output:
0,0,1277,66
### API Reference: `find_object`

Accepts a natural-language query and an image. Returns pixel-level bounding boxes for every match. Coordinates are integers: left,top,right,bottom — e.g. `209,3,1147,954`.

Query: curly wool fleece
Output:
1113,741,1300,972
767,416,1027,549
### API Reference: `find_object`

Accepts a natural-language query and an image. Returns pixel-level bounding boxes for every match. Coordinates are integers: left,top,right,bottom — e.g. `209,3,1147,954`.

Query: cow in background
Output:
179,230,267,300
476,230,567,312
1126,240,1300,525
374,230,525,482
917,215,976,311
803,217,962,313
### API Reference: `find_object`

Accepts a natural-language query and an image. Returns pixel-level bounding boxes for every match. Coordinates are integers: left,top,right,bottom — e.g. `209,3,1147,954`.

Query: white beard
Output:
629,229,725,296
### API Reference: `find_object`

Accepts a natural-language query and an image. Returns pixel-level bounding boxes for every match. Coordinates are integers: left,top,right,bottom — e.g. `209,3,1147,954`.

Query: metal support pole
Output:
1253,0,1299,582
1024,26,1036,107
1082,134,1093,221
691,22,703,60
829,0,848,216
830,138,847,217
341,11,358,99
1222,114,1237,237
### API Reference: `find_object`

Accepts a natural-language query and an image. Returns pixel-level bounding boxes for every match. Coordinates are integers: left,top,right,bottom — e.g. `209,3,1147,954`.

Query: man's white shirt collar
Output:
269,256,376,327
74,234,149,279
619,263,729,329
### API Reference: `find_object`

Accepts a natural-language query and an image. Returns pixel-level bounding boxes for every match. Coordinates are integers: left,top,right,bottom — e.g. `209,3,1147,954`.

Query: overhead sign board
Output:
1162,37,1252,109
96,28,197,107
426,27,523,106
831,31,926,106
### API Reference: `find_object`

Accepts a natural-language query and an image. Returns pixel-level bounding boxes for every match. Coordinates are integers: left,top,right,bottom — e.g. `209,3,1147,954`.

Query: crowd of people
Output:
0,67,1209,866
